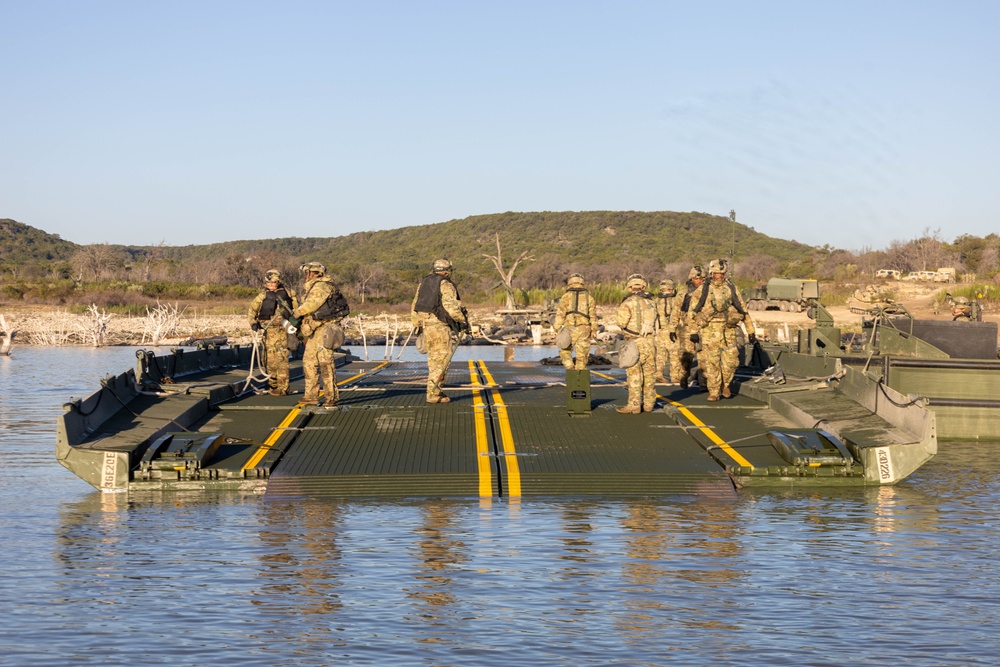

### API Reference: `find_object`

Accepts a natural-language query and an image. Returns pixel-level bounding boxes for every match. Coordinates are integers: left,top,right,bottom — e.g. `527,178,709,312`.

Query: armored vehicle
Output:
744,278,820,312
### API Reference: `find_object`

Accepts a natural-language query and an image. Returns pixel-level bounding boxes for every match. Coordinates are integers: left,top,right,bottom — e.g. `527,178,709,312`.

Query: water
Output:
2,346,999,666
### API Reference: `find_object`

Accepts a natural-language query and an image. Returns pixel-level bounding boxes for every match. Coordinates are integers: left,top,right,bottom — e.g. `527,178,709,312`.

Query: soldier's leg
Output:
318,344,338,404
617,362,643,413
301,336,321,404
654,333,669,381
559,348,574,370
668,340,684,384
721,343,739,398
573,327,590,370
639,338,658,411
424,325,451,401
266,327,289,395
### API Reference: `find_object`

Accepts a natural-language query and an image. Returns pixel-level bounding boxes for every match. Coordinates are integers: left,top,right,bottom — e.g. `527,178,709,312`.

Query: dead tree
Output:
483,233,534,309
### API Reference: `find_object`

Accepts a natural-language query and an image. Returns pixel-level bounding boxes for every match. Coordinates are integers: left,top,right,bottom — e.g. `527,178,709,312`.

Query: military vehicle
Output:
56,340,936,496
759,300,1000,441
743,278,820,312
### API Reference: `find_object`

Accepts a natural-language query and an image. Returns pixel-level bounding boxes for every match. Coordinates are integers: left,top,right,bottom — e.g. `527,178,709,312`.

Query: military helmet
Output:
433,258,453,273
263,269,281,283
567,273,585,287
708,258,728,275
302,261,326,276
688,265,706,280
658,278,676,291
626,273,647,290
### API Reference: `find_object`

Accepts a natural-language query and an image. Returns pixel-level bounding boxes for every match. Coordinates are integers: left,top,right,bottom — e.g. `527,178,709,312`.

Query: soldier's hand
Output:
689,333,700,344
669,331,677,343
251,322,261,332
748,333,757,345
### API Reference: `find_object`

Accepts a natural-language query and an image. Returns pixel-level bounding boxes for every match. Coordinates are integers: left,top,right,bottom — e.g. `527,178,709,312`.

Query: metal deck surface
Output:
246,359,751,499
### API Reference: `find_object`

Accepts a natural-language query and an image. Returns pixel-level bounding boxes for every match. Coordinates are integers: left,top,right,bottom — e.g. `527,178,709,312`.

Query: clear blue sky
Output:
2,1,997,251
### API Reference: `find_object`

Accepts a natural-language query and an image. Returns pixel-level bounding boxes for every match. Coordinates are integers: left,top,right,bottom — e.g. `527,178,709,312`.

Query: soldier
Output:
552,273,598,370
688,259,757,401
653,278,681,384
670,265,706,389
614,274,658,414
411,259,468,404
291,262,350,406
248,269,299,396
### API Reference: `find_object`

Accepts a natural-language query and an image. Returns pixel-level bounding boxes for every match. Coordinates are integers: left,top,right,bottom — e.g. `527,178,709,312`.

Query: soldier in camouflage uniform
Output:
653,278,681,384
670,265,706,389
688,259,756,401
553,273,598,370
411,259,468,404
292,262,348,406
614,274,658,414
248,270,299,396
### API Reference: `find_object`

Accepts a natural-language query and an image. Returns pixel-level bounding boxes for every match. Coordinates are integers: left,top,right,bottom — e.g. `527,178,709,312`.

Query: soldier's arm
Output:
588,292,598,337
552,293,568,330
248,292,264,325
613,301,631,330
292,282,332,318
440,281,464,322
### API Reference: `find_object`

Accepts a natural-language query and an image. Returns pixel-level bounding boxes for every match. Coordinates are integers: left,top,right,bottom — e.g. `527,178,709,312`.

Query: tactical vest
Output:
414,273,460,326
312,289,350,321
692,281,746,317
657,292,674,323
621,292,656,337
258,288,292,320
565,288,591,322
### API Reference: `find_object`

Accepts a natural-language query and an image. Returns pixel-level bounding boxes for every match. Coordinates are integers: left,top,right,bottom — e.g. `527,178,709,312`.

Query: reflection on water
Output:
2,348,999,666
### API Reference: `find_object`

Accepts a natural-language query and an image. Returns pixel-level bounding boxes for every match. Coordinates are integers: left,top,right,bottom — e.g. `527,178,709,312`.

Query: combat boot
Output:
616,405,641,414
722,386,732,399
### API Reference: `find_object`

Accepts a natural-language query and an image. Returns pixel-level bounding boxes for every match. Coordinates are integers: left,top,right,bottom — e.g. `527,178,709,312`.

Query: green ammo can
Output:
566,369,592,416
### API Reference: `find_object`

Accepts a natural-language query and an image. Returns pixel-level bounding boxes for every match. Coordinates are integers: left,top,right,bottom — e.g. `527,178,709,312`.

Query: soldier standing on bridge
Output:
248,270,299,396
411,259,468,404
654,278,681,384
671,265,706,390
292,262,350,407
614,274,658,414
553,273,598,370
689,259,756,401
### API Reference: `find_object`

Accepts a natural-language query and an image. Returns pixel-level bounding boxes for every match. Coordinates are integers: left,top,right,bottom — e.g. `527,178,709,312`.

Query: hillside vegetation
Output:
2,213,1000,314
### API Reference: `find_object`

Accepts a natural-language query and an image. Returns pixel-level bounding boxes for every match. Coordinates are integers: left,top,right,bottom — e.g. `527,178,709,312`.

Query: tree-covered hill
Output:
0,218,79,268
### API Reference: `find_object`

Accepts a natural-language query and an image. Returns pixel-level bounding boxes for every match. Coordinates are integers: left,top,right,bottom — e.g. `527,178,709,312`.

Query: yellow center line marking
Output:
468,360,494,497
245,360,392,471
592,370,753,469
478,360,521,497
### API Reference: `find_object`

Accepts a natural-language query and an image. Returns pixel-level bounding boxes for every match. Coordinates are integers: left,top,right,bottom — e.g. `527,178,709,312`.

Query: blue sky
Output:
2,1,996,251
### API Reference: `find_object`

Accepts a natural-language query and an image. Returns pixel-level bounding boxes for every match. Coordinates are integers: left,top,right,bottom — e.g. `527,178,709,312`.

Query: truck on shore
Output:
743,278,820,312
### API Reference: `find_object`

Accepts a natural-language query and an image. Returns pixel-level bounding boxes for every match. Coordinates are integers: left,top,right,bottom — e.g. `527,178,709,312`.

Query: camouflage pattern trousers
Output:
302,321,338,404
654,330,682,382
261,323,291,394
559,324,592,370
625,335,657,411
699,321,739,399
423,321,457,400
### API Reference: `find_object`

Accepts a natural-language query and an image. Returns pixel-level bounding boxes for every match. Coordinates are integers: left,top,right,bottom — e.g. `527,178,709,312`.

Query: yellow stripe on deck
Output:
468,361,495,497
242,360,391,472
591,370,754,470
478,361,522,497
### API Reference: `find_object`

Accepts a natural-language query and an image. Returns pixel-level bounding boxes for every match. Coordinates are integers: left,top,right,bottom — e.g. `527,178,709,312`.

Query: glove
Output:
689,333,700,344
251,322,261,332
748,333,757,345
286,315,301,330
669,331,677,343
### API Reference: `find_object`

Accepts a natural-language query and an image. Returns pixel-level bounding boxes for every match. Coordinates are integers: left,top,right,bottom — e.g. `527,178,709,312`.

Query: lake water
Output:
1,345,999,666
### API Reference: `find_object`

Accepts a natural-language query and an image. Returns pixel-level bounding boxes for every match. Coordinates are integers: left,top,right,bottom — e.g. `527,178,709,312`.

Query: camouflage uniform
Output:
248,270,299,395
614,275,658,413
292,264,344,406
411,260,467,403
553,274,598,370
689,260,756,401
670,266,706,389
653,279,681,383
